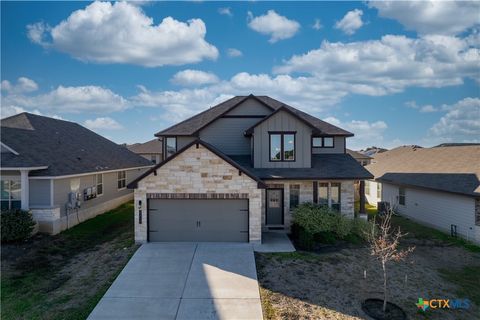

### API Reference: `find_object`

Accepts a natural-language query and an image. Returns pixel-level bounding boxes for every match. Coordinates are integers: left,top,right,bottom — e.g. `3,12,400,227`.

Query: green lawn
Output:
1,202,138,320
390,215,480,253
354,200,378,218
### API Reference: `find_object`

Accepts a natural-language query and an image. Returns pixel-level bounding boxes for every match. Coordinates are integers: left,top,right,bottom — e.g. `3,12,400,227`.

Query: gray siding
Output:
312,136,346,154
225,98,272,116
53,168,146,216
199,118,260,155
29,179,51,206
382,182,477,242
253,110,312,168
177,136,196,150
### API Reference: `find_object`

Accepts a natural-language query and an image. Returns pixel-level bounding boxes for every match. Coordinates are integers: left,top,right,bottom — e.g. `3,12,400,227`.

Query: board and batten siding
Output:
225,98,272,116
253,110,312,168
312,136,346,154
176,136,197,150
29,179,51,206
382,182,478,243
199,118,261,155
53,168,146,216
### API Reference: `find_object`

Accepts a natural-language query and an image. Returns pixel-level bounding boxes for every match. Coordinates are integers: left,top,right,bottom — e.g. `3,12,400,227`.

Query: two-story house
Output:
129,95,373,243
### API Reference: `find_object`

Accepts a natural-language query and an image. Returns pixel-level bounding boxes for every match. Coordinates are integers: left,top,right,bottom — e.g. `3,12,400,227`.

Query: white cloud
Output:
275,34,480,95
84,117,123,130
247,10,300,43
27,1,218,67
312,19,322,30
324,117,388,150
218,7,232,17
335,9,363,35
1,77,38,94
2,85,128,114
428,97,480,143
170,69,219,86
369,1,480,35
227,48,243,58
405,101,438,113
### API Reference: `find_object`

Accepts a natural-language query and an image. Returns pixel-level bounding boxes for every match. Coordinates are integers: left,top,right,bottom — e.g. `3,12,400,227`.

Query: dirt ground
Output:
1,203,138,320
256,240,480,320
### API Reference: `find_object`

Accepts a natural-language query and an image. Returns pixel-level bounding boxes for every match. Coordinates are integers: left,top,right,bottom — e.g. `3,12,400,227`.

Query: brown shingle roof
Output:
127,139,163,154
155,95,353,137
366,145,480,196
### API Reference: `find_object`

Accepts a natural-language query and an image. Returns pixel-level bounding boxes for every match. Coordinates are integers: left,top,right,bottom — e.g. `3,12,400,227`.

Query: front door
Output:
266,189,284,225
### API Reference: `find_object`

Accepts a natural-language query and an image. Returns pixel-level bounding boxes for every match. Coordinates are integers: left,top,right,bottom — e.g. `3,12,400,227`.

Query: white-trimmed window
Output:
365,181,370,195
96,174,103,196
1,178,21,210
117,171,126,190
377,183,382,199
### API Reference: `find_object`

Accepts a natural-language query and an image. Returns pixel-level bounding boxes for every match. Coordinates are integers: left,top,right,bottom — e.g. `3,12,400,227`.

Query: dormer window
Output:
312,136,334,148
269,132,296,162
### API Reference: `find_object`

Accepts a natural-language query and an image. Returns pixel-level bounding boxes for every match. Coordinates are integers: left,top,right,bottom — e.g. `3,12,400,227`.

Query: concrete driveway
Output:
88,243,263,320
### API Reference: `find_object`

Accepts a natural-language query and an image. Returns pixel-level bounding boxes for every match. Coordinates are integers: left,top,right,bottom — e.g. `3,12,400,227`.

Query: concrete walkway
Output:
88,243,263,320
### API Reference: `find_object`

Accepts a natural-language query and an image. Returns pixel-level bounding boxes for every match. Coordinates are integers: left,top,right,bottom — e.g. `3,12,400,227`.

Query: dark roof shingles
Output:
1,113,152,176
229,154,373,180
156,95,353,137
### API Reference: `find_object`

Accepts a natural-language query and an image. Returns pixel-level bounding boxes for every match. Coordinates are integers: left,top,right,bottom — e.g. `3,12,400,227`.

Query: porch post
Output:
359,180,366,214
20,170,29,211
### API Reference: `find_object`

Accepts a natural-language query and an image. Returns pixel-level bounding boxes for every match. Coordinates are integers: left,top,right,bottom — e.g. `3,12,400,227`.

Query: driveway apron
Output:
88,242,263,320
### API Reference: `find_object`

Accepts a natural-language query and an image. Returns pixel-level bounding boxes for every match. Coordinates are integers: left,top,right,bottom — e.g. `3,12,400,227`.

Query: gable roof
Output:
1,113,152,176
155,95,353,137
128,139,267,189
127,138,163,154
366,145,480,197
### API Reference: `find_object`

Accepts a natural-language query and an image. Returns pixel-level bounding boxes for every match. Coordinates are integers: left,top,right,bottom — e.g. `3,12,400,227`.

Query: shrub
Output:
1,209,36,242
293,203,374,244
352,218,374,241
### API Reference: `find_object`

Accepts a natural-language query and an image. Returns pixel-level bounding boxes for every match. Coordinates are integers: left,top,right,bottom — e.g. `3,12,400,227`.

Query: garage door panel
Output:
148,199,248,242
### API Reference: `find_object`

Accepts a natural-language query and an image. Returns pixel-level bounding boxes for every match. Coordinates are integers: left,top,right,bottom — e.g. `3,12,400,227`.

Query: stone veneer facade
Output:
262,180,355,232
134,144,263,244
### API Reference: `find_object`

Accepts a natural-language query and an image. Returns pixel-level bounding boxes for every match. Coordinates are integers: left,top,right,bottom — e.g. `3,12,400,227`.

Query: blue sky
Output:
1,1,479,149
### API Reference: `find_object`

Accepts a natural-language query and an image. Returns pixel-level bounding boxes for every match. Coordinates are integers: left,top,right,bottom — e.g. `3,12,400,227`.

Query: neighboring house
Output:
365,145,480,244
1,113,153,234
360,146,388,158
127,138,163,164
129,95,373,244
347,149,372,166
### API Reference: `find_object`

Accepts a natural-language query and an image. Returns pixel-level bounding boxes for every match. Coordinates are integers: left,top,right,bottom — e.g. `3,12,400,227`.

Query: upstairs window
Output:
117,171,126,190
150,155,157,164
165,137,177,159
312,137,335,148
269,132,296,162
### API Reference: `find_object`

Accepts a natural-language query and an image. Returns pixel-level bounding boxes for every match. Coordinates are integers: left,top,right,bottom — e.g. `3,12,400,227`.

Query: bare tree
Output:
367,209,415,312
